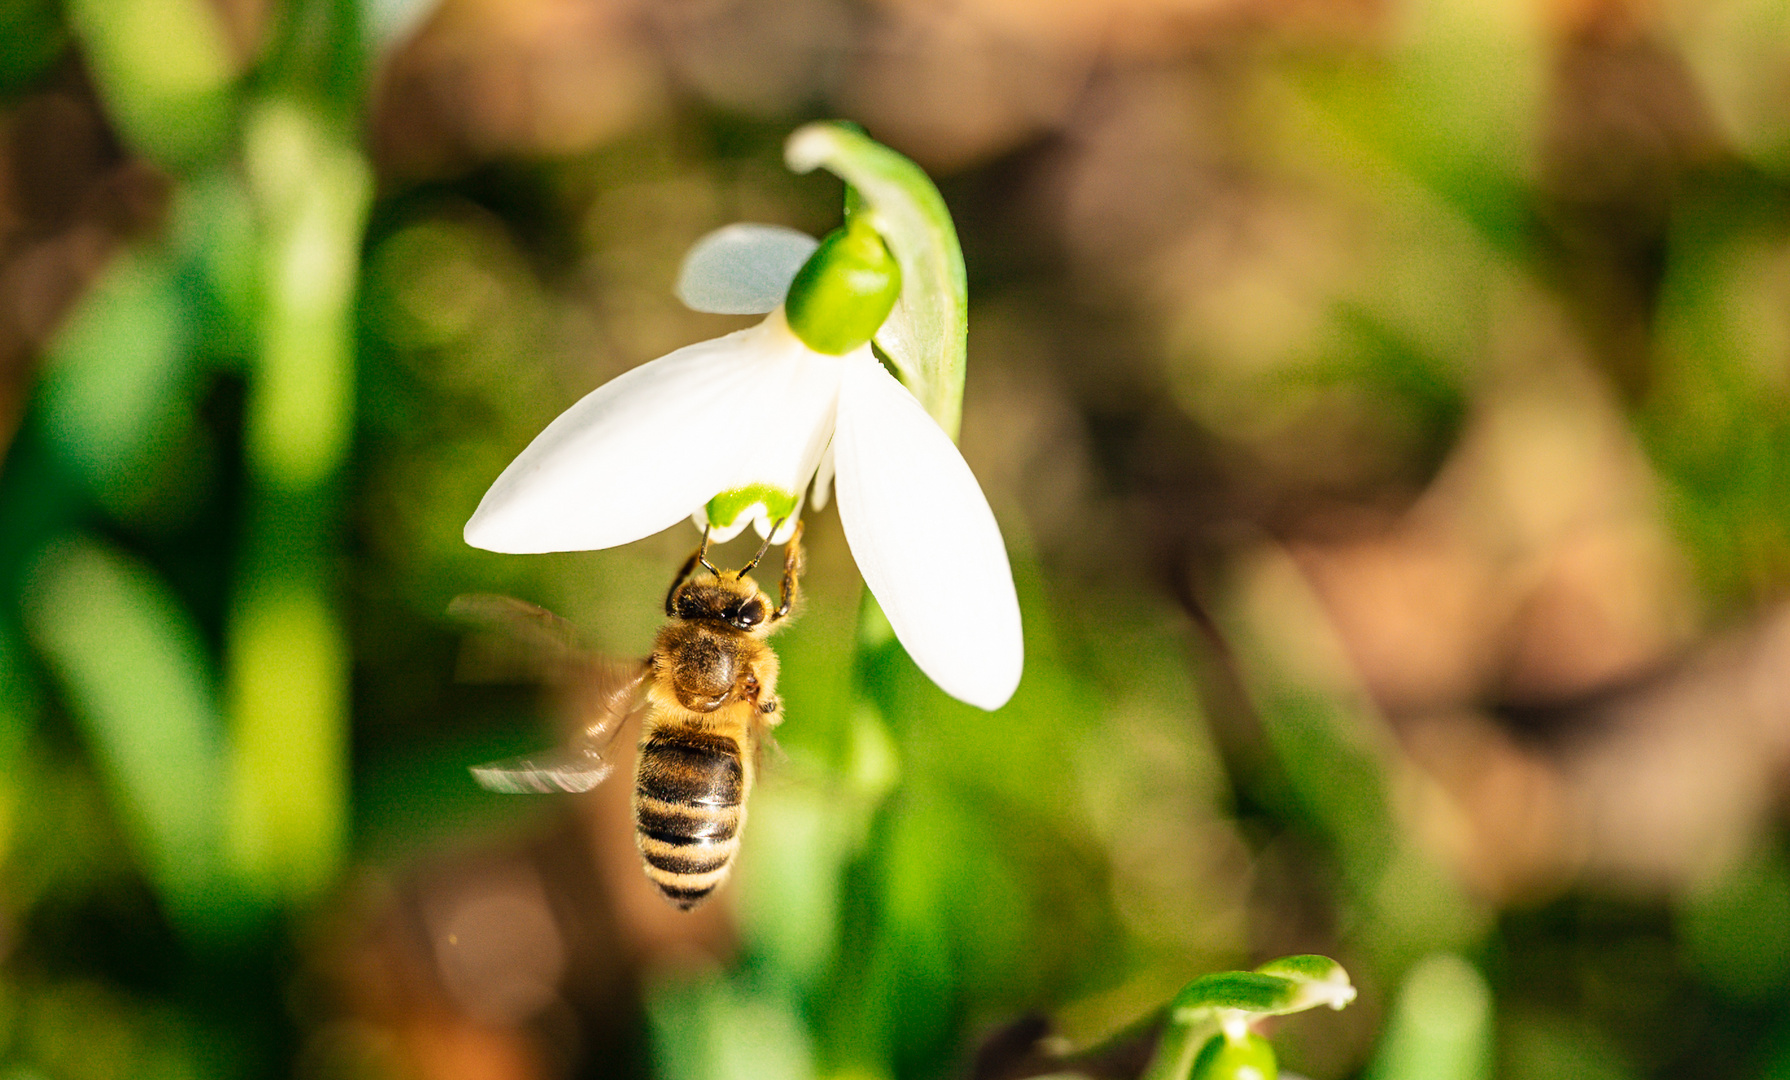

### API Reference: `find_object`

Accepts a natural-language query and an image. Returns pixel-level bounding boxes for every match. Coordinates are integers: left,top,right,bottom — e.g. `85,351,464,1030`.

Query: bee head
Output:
669,573,772,634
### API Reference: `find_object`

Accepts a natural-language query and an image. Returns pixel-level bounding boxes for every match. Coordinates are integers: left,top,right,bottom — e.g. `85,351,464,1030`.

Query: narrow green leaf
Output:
21,535,236,938
36,251,190,485
0,625,40,876
66,0,236,169
225,577,349,904
224,95,368,906
785,122,968,438
1364,954,1492,1080
244,96,373,489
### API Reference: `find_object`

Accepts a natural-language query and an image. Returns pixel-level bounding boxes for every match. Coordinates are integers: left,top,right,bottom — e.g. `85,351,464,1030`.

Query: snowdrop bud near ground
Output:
1140,958,1357,1080
463,123,1024,710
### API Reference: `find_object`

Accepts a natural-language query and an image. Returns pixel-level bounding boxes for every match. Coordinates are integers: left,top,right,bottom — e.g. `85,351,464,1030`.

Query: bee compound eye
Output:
738,600,765,627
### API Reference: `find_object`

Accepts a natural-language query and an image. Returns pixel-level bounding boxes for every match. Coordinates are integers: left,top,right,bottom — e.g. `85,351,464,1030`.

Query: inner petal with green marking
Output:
705,484,801,535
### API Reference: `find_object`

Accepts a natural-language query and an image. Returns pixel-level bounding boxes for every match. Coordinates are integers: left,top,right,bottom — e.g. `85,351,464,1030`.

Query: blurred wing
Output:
567,658,653,743
469,659,648,794
449,592,591,681
471,747,615,794
758,728,788,768
453,595,652,794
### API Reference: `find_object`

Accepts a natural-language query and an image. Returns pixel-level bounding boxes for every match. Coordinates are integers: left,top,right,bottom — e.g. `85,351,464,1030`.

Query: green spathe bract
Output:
785,122,968,437
785,217,901,356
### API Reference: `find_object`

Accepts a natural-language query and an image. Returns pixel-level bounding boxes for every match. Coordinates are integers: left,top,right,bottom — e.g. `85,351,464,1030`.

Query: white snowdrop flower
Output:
464,128,1022,710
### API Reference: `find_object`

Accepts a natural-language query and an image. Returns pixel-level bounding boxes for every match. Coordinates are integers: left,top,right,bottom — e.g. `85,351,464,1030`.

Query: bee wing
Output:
469,658,651,795
470,747,615,793
448,593,598,684
756,726,788,768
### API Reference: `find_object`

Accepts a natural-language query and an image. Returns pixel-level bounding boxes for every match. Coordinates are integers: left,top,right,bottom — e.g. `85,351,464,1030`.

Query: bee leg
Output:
758,694,779,715
772,520,805,622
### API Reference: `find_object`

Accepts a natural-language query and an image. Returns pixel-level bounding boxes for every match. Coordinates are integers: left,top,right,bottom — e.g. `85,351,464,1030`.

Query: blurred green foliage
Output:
6,0,1790,1078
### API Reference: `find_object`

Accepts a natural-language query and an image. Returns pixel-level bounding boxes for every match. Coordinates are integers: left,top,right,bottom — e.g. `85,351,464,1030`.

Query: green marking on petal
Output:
705,484,801,533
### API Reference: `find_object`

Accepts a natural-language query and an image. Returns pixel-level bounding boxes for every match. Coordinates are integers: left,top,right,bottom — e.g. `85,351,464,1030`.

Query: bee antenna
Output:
697,526,721,576
738,519,782,575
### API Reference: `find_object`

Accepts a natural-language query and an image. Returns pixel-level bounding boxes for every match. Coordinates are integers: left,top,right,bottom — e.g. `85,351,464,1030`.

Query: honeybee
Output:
458,522,804,909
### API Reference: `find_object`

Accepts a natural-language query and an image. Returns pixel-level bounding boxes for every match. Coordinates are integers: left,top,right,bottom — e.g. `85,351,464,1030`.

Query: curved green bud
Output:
1141,956,1354,1080
784,217,901,355
1190,1033,1277,1080
1253,955,1356,1013
1171,973,1305,1019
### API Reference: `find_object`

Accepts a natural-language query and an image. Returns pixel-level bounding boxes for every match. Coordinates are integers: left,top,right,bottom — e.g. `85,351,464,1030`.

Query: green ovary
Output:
783,215,901,355
706,484,800,532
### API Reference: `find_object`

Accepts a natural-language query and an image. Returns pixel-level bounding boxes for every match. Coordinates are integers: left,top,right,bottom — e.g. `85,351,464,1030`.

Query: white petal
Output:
694,507,751,544
675,223,819,315
466,318,799,553
832,354,1022,709
872,291,923,390
713,325,841,504
810,439,836,512
690,311,842,542
766,506,804,544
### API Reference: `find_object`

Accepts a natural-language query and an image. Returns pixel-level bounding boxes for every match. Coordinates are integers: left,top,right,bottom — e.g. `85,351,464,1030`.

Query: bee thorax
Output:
668,634,736,711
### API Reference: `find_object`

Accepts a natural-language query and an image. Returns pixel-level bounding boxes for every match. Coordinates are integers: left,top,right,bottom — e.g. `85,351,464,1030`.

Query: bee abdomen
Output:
634,731,746,909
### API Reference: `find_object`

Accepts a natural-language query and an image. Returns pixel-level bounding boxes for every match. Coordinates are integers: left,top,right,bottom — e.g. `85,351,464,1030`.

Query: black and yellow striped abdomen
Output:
633,725,748,908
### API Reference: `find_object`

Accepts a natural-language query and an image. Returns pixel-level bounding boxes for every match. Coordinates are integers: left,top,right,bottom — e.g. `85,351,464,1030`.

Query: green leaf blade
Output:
21,535,238,938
